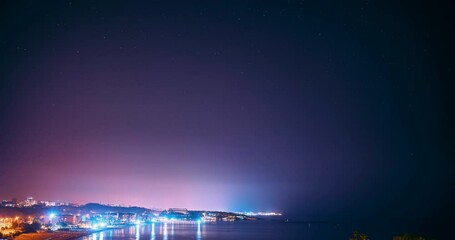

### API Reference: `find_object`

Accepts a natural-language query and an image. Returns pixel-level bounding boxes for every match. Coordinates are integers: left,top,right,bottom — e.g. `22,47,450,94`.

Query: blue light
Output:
49,213,56,220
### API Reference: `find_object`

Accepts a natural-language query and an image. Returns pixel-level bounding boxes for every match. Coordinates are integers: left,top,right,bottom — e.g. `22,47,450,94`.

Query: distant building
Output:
57,214,77,225
23,197,37,207
119,212,136,223
168,208,188,215
202,212,217,222
160,208,191,221
1,200,16,207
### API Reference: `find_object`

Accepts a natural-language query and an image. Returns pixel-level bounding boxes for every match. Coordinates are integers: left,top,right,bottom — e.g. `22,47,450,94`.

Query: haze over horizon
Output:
0,1,453,236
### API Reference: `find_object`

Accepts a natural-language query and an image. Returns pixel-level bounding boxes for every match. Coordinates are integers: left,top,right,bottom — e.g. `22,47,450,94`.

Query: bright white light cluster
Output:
238,212,282,216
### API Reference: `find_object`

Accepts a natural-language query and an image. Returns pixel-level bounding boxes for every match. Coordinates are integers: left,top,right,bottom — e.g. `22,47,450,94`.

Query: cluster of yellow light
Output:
0,217,14,229
0,217,19,221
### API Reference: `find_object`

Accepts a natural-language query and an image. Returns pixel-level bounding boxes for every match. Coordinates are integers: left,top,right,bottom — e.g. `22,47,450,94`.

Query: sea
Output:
78,221,354,240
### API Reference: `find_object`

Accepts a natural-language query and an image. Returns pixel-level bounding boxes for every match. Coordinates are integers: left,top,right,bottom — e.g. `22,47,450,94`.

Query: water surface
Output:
79,221,349,240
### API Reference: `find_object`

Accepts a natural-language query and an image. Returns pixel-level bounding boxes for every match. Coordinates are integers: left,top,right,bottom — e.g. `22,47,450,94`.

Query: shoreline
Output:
13,229,105,240
12,223,141,240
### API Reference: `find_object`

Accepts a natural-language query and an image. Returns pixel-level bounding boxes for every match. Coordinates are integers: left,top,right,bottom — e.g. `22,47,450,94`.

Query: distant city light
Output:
0,196,265,236
237,211,282,216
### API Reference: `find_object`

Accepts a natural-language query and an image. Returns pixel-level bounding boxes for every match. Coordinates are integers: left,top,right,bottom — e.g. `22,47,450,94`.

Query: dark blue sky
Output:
0,0,453,237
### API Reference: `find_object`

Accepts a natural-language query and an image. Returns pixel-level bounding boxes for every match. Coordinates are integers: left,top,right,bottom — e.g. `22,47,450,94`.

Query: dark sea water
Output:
78,221,353,240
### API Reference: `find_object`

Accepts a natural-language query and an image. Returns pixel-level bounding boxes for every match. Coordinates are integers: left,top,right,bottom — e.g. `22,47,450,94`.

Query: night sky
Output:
0,0,453,237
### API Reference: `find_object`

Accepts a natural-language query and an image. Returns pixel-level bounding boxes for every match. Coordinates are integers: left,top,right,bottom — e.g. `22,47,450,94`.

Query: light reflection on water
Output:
82,222,203,240
79,221,346,240
151,223,155,240
197,221,201,240
135,224,140,240
163,222,168,240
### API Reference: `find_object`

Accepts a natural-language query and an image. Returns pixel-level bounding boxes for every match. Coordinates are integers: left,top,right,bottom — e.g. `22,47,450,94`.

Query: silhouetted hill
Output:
80,203,150,213
0,203,151,217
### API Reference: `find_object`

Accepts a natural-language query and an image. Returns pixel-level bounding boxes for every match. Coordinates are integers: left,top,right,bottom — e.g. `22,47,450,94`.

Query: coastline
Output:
13,223,145,240
13,229,102,240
